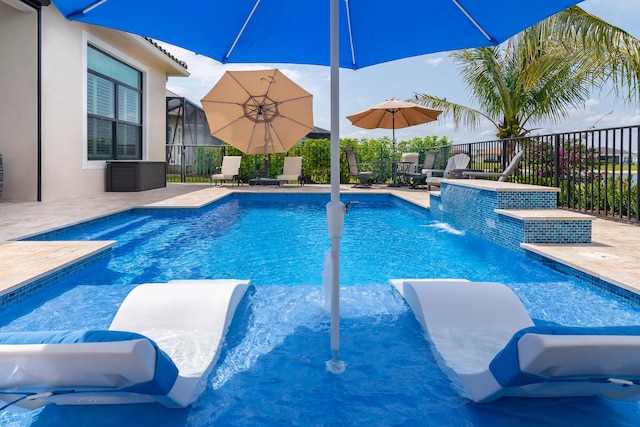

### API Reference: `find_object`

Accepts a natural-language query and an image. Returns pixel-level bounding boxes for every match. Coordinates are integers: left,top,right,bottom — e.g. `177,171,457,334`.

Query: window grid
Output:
87,45,142,161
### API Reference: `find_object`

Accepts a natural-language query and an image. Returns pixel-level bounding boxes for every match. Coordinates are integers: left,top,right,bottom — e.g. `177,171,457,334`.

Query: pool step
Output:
495,209,594,244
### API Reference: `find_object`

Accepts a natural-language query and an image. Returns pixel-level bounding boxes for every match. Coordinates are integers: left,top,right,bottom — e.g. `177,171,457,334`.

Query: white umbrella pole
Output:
325,0,345,374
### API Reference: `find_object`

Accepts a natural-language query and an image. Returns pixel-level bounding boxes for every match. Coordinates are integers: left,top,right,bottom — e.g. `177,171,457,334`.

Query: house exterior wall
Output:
0,2,39,201
0,2,186,201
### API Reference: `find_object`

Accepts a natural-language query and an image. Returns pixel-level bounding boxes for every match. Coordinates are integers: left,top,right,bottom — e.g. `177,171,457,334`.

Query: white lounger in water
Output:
0,279,249,410
392,279,640,403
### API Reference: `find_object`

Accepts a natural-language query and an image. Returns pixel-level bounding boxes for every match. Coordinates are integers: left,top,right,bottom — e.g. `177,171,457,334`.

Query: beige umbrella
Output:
347,98,442,185
201,69,314,155
347,97,442,140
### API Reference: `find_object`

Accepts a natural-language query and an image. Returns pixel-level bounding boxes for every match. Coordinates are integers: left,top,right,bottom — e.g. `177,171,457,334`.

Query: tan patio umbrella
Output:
347,98,442,185
347,97,441,139
201,69,314,155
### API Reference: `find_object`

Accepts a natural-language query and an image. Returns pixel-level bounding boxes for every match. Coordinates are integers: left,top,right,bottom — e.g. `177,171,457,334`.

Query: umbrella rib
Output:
278,94,313,104
209,116,247,135
247,120,263,153
228,71,259,101
275,114,314,132
67,0,108,19
266,121,285,152
224,0,263,62
450,0,497,44
344,0,357,67
201,100,243,107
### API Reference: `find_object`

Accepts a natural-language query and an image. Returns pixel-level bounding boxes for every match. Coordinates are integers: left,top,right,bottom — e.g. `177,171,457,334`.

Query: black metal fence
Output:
166,124,640,223
165,143,455,185
165,144,335,184
450,126,640,223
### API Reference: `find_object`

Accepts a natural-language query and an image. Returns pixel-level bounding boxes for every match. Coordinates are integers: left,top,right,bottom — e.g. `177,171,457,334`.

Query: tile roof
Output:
144,37,188,70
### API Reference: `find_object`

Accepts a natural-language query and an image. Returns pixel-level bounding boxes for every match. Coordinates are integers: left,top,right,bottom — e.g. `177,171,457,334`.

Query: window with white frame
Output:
87,45,142,160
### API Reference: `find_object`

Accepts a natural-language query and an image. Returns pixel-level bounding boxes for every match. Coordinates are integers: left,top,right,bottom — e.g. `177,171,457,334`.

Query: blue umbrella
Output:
53,0,581,70
51,0,584,371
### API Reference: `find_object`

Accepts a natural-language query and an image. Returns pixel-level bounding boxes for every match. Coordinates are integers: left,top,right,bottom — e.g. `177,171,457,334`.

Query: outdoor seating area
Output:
463,150,524,182
406,149,439,188
211,156,242,186
425,153,471,190
281,146,523,191
344,148,375,188
277,156,304,186
396,152,419,186
184,145,526,191
210,155,306,187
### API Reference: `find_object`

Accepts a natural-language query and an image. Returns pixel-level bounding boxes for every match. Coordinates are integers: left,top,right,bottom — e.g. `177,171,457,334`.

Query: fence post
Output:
180,144,187,182
500,141,507,171
553,134,561,189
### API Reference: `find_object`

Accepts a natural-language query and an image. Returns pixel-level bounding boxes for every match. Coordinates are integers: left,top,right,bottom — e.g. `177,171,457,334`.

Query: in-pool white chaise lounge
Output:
392,279,640,403
0,279,249,410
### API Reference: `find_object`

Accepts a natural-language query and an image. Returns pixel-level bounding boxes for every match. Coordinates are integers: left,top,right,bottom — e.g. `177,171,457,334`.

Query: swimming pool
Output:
2,193,640,426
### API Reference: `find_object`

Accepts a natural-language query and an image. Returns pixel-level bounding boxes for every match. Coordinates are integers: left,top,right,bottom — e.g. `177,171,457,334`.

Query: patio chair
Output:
425,153,470,190
398,152,419,185
277,156,304,186
463,150,524,182
211,155,242,186
344,148,375,188
406,149,439,188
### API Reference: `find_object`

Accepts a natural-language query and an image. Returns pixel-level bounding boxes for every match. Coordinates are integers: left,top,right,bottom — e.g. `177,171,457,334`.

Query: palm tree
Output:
414,6,640,139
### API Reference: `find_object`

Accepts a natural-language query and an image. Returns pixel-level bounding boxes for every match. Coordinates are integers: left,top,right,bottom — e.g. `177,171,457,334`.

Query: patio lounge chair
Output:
425,153,470,190
211,156,242,186
392,279,640,403
398,152,419,185
406,149,439,188
344,148,374,188
463,150,524,182
277,156,304,186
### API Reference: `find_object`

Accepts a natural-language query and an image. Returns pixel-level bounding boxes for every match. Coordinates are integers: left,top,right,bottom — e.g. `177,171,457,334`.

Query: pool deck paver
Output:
0,240,116,295
522,218,640,295
0,183,638,299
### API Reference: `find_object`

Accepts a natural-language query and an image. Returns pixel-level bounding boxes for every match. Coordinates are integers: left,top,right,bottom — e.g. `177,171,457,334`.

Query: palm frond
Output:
412,93,499,131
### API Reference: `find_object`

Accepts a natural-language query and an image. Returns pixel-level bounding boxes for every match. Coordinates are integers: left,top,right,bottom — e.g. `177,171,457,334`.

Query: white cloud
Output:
344,129,374,139
278,67,303,82
584,98,600,108
618,110,640,127
424,57,444,67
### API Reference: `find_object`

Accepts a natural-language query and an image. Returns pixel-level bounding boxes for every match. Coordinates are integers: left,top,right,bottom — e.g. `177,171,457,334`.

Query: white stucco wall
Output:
0,2,38,201
0,2,187,201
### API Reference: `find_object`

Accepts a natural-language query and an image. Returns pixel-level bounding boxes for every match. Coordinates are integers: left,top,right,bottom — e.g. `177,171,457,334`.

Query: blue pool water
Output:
2,193,640,426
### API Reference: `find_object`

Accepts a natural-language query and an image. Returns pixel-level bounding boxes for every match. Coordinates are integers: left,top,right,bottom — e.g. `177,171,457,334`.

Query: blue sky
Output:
161,0,640,145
